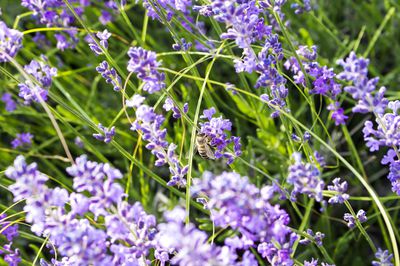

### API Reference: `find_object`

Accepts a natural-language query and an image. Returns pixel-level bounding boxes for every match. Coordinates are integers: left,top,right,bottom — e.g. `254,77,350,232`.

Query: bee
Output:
196,133,215,160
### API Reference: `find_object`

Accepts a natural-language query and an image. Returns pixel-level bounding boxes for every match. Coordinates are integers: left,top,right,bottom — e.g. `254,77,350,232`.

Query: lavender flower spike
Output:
327,178,349,204
88,29,111,55
127,47,166,94
93,123,115,143
96,61,122,91
0,21,23,62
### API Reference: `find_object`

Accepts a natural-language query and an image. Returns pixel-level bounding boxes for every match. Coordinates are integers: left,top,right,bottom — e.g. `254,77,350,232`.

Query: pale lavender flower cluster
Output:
6,155,158,265
163,97,188,119
327,177,349,204
192,171,294,266
18,57,57,105
96,61,122,91
130,98,188,186
11,132,33,149
0,21,23,62
1,93,17,112
343,209,367,228
88,30,111,56
372,248,394,266
199,107,241,164
284,45,347,125
287,152,325,202
93,123,115,144
299,229,325,246
127,47,166,94
0,214,20,266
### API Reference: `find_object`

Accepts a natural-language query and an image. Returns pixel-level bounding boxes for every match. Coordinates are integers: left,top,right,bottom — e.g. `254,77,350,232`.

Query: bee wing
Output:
205,145,216,160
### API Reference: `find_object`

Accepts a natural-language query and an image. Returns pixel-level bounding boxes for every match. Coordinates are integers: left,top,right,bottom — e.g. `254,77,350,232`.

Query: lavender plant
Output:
0,1,399,265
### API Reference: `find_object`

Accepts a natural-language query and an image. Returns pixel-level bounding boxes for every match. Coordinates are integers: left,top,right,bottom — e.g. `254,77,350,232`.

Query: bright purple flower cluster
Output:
285,45,347,125
194,1,290,118
143,0,192,21
0,21,23,62
372,248,394,266
6,155,158,265
0,214,20,266
127,47,166,94
1,93,17,112
327,178,349,204
130,99,188,186
192,171,294,265
163,97,188,119
11,132,33,149
299,229,325,246
96,61,122,91
343,209,367,228
93,123,115,144
18,57,57,104
199,107,241,164
287,152,325,202
88,30,111,56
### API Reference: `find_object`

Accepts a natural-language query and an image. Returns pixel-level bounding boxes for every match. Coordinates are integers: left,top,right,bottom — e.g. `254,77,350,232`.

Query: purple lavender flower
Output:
130,102,188,186
24,56,58,87
93,123,115,143
327,178,349,204
172,38,192,51
257,233,297,266
0,21,23,62
18,57,57,104
74,136,84,148
327,102,348,126
131,104,168,164
1,93,17,111
344,209,367,228
291,0,312,14
127,47,166,94
126,94,146,108
163,97,188,119
11,132,33,149
143,0,192,21
199,107,241,164
7,154,161,264
299,229,325,246
372,248,394,266
304,258,319,266
156,207,235,266
0,214,19,242
0,243,21,266
88,30,111,55
287,152,324,202
192,171,292,263
337,52,388,114
96,61,122,91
